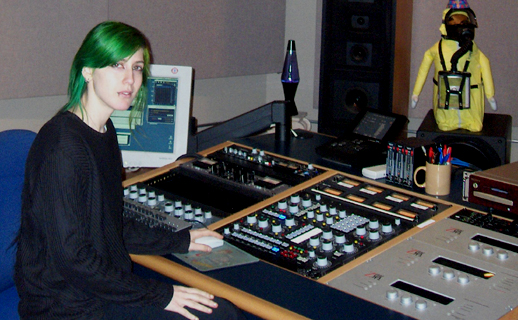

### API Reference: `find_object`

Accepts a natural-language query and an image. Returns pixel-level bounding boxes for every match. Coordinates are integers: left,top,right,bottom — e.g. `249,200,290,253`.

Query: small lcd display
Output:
353,111,396,140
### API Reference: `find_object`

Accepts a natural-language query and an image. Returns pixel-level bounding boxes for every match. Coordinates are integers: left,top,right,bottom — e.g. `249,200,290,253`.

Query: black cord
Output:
176,153,204,161
184,220,209,229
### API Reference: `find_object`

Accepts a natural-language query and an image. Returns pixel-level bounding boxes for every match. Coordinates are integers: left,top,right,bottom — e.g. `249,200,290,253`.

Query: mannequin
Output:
411,0,496,132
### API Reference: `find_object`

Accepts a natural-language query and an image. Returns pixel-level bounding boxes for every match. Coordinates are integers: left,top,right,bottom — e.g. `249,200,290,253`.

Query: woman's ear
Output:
82,67,94,83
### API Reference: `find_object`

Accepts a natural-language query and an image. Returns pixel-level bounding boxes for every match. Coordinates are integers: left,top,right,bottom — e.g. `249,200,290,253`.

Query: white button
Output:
381,223,393,234
400,295,413,305
428,265,441,275
483,246,494,256
458,273,470,284
356,226,367,236
386,289,398,300
322,241,334,251
344,243,355,253
415,299,428,310
335,234,346,244
468,242,480,251
369,219,379,230
443,269,455,280
369,230,380,241
316,256,328,267
497,250,509,260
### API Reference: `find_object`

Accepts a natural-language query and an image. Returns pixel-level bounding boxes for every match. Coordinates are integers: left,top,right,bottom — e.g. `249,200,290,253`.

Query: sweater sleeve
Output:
31,148,174,308
122,217,191,255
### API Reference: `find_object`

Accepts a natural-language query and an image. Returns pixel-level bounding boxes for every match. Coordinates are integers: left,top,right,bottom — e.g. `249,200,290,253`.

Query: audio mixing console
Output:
327,209,518,320
123,144,325,230
123,141,518,319
123,142,450,280
216,173,450,279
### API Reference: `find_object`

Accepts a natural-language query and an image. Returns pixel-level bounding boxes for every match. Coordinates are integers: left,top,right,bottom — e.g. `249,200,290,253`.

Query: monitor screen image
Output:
352,111,396,140
111,64,193,168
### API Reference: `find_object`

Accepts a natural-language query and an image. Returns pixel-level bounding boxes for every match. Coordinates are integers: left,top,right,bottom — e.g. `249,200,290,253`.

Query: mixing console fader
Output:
216,174,450,279
328,209,518,320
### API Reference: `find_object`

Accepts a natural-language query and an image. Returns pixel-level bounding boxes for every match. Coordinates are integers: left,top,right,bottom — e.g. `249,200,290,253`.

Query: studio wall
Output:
409,0,518,126
0,0,286,100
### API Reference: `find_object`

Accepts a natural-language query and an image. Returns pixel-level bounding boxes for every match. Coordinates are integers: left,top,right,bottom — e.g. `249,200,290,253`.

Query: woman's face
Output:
84,48,145,114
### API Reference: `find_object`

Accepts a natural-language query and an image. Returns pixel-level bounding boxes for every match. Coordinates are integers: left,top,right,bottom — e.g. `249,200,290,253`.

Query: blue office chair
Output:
0,129,36,319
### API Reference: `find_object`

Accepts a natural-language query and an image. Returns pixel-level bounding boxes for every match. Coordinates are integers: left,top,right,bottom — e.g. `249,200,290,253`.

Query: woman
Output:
15,21,245,320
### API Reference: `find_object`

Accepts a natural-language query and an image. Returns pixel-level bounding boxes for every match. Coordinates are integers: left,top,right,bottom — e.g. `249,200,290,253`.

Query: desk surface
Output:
133,255,413,320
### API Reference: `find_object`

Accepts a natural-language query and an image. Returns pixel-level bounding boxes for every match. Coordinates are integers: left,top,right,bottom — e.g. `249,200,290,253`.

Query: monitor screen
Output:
352,111,396,140
111,64,193,168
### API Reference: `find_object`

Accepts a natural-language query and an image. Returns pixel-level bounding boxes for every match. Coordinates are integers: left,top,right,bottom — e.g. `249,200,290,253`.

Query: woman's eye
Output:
113,63,124,68
133,65,144,71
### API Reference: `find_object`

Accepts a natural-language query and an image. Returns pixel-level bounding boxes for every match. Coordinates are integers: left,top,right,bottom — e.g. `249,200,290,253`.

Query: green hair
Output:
61,21,151,121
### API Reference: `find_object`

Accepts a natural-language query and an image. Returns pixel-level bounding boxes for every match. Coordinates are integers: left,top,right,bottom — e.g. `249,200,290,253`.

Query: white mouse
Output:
194,236,224,248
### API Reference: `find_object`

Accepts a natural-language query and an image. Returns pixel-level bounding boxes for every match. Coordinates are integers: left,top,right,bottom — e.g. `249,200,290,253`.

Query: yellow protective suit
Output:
412,9,496,132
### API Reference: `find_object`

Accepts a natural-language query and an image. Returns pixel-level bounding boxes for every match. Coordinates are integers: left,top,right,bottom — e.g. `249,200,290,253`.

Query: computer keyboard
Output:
327,138,370,155
316,136,387,168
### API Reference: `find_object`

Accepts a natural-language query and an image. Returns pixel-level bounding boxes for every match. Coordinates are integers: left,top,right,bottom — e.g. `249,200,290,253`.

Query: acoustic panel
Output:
109,0,286,80
0,0,106,100
0,0,285,100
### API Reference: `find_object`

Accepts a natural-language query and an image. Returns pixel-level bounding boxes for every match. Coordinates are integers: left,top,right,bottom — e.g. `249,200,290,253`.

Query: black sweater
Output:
15,112,190,319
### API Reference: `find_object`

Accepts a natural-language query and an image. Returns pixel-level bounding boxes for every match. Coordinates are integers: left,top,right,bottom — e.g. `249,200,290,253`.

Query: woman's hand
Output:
188,228,223,252
165,286,218,320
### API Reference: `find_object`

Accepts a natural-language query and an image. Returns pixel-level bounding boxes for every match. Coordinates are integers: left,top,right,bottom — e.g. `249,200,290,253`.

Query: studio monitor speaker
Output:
318,0,413,137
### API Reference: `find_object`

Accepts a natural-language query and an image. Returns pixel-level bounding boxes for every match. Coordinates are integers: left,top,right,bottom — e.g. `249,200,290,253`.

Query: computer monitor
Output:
111,64,193,168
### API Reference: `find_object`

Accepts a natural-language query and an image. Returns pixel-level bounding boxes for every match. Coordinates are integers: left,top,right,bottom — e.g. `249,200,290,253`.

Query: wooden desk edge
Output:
499,308,518,320
130,254,310,320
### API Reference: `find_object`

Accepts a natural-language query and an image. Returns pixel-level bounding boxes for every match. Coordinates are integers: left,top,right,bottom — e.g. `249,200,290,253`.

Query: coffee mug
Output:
413,162,451,196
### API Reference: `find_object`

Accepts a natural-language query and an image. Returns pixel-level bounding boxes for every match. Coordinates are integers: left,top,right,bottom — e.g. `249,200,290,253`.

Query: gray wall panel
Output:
0,0,107,99
0,0,285,99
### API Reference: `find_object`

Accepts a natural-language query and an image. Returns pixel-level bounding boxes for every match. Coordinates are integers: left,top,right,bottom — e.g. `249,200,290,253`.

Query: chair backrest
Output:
0,130,36,291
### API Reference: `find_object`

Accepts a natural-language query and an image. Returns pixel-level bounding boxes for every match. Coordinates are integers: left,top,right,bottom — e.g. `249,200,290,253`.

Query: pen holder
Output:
413,162,451,196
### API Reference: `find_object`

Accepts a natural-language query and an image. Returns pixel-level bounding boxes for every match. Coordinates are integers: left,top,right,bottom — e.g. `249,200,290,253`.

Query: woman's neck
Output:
75,93,112,133
72,108,108,133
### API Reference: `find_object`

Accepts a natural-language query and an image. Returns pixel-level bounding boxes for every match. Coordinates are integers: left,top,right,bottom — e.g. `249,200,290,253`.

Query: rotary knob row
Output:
125,185,212,222
386,290,428,310
468,241,509,260
354,226,385,241
245,214,297,230
277,194,343,215
308,235,357,254
386,289,428,310
428,265,470,284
